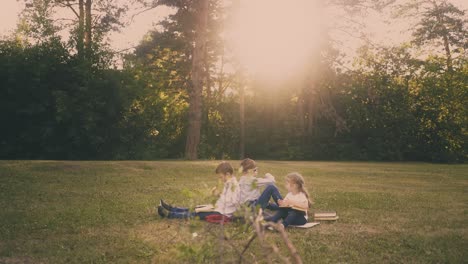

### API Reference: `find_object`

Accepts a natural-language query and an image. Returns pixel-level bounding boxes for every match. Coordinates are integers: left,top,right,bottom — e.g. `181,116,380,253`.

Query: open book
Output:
279,205,308,213
194,204,216,213
290,222,320,229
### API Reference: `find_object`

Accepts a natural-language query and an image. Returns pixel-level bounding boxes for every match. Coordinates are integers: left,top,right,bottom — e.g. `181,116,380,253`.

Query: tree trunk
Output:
432,1,453,73
239,84,245,159
442,31,453,73
204,42,211,100
230,0,245,159
297,87,305,138
441,28,455,103
306,84,315,138
77,0,85,58
217,48,225,99
84,0,92,57
185,0,209,160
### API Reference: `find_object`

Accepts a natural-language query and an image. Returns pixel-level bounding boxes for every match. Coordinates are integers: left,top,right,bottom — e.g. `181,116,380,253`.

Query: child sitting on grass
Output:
238,158,282,211
157,161,240,221
265,172,312,228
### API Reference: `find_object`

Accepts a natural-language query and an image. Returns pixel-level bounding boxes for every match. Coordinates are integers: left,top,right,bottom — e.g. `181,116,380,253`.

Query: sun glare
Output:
229,0,322,80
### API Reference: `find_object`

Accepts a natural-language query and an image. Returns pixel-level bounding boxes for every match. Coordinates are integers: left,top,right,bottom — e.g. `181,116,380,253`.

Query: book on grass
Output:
313,211,339,221
279,205,308,212
314,216,339,221
314,211,337,218
194,204,216,213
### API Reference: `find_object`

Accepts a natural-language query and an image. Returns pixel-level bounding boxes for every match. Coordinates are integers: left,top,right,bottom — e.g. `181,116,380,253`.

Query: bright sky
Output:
0,0,174,51
1,0,466,65
229,0,323,79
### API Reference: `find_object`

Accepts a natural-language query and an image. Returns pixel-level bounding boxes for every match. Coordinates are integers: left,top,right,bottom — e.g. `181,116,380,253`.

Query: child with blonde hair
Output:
266,172,312,228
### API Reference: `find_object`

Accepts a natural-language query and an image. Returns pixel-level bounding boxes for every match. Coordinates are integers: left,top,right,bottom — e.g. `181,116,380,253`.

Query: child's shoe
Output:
157,206,167,218
160,199,173,211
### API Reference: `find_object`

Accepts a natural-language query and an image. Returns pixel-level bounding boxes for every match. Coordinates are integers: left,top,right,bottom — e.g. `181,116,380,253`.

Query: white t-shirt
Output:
284,192,309,219
214,177,240,217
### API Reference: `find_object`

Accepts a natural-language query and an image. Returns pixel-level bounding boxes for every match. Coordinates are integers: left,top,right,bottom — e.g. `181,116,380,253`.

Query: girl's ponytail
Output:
286,172,313,208
301,186,313,208
239,158,256,173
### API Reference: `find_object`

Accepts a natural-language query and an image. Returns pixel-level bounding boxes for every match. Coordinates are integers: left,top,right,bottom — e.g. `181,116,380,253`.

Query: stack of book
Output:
313,211,339,221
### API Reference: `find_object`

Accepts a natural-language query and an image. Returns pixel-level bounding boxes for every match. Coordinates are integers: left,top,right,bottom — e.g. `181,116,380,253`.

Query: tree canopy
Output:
1,0,466,162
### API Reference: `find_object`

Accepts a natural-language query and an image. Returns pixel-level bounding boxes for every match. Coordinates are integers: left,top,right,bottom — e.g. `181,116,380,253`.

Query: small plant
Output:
176,242,216,263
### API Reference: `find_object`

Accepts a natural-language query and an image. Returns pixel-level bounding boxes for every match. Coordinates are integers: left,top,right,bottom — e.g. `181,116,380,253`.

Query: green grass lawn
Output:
0,160,467,263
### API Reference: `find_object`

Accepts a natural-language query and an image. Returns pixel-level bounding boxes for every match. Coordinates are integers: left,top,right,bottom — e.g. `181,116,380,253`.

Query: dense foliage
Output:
0,1,466,162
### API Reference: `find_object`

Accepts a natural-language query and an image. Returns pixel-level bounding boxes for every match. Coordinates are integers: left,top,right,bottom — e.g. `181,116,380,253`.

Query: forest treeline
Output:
0,0,466,162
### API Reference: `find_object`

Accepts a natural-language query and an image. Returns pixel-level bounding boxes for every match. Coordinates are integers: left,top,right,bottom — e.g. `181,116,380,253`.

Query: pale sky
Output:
0,0,466,54
0,0,175,51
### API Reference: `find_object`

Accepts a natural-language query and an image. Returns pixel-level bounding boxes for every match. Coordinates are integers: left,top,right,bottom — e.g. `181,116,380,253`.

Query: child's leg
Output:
167,206,196,218
266,203,280,211
167,210,195,219
196,212,222,220
255,184,283,209
170,206,190,213
168,210,224,220
160,200,189,213
282,210,307,227
265,208,288,223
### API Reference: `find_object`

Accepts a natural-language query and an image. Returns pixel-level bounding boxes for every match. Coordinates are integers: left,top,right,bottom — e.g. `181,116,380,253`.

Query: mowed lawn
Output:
0,160,466,263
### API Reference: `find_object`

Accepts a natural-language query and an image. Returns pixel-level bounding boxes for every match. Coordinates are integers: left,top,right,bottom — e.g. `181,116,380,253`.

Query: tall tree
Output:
185,0,209,159
421,2,464,71
19,0,128,59
395,0,467,73
84,0,92,57
149,0,227,159
78,0,84,57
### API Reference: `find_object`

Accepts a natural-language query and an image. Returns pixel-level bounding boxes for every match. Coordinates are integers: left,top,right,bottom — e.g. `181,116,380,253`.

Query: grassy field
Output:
0,160,467,263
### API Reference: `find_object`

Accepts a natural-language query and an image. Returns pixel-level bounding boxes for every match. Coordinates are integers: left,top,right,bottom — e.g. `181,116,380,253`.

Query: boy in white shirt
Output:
158,162,240,220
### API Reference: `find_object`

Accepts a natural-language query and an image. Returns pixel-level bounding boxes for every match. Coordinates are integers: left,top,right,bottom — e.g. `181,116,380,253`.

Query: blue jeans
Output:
167,206,221,220
252,184,283,210
266,208,307,227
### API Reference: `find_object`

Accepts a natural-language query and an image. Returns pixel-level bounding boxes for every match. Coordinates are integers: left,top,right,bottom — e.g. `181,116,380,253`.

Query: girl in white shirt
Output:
265,172,312,228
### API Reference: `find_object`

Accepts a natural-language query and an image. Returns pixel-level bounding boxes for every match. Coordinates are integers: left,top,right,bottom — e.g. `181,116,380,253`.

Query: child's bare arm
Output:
282,198,308,209
211,186,221,196
255,173,276,186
